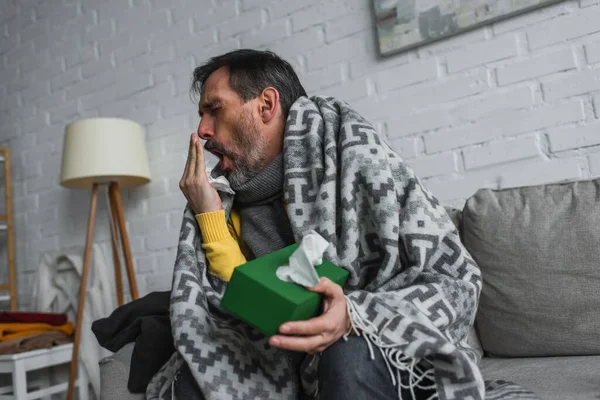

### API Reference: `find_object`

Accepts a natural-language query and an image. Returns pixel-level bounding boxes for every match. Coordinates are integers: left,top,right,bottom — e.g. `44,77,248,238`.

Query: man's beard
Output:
205,108,269,188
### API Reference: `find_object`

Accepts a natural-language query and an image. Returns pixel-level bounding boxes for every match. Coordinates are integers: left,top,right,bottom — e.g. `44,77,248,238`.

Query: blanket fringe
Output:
344,298,438,400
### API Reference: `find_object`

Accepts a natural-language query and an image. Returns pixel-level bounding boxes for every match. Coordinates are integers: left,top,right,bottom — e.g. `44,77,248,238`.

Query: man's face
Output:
197,67,269,187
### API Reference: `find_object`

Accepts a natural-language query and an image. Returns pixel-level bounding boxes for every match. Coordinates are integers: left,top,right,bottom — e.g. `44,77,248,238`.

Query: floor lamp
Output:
60,118,151,400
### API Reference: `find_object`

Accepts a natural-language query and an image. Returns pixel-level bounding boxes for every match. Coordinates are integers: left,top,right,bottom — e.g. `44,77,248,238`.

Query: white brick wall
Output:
446,35,518,73
496,48,577,85
1,0,600,306
462,135,542,170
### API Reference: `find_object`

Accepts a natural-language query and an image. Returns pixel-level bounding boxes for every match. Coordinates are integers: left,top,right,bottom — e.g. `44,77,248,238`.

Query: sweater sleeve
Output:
195,210,247,281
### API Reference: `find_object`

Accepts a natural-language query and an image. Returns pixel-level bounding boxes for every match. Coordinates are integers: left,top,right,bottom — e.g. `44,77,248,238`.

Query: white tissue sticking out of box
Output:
276,230,329,288
206,163,235,195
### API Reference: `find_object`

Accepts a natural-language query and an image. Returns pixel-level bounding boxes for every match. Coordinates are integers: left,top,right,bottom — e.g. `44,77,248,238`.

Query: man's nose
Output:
197,118,213,140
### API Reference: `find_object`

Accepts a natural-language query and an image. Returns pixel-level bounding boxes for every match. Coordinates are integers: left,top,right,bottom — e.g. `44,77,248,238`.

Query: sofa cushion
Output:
462,179,600,357
480,355,600,400
99,343,144,400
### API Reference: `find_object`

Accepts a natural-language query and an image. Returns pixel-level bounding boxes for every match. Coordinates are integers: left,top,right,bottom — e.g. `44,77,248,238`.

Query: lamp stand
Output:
67,181,140,400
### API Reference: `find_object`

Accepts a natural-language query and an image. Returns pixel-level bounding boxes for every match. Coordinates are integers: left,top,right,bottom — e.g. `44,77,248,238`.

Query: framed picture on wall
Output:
374,0,563,55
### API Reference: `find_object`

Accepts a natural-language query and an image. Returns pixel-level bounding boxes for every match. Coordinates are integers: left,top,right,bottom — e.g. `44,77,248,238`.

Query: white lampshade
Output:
60,118,151,189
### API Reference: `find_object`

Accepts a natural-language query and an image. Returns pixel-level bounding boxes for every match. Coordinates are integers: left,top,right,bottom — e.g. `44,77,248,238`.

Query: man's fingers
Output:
269,334,327,353
188,133,197,179
271,283,350,354
182,133,195,181
279,313,333,336
308,277,342,298
195,135,206,178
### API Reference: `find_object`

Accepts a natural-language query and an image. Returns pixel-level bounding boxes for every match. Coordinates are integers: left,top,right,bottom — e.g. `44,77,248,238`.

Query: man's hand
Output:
269,277,350,354
179,133,222,214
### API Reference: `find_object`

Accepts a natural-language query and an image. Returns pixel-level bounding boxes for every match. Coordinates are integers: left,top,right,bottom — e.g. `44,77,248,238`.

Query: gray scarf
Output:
230,153,296,259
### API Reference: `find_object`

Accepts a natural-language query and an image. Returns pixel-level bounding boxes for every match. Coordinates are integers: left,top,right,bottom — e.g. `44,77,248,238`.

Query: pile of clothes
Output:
92,291,174,393
0,311,74,354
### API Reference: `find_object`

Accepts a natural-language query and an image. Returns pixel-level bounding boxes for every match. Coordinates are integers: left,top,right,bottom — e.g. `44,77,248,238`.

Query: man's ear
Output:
259,87,280,124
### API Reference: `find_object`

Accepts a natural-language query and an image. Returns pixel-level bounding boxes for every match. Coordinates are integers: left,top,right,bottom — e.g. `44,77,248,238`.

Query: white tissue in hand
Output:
208,175,235,195
276,231,329,288
206,164,235,195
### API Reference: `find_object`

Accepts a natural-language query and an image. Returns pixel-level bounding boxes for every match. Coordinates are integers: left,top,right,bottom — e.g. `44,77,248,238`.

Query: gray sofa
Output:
452,177,600,400
100,178,600,399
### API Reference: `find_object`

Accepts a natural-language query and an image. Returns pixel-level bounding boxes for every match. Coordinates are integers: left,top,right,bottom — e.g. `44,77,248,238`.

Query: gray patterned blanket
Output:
146,96,539,400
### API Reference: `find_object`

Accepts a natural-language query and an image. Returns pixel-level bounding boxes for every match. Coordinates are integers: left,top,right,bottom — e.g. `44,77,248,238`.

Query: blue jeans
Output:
318,336,436,400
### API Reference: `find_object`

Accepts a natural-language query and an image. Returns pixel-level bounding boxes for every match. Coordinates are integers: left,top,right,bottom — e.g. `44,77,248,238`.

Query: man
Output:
147,50,485,400
177,50,404,399
180,55,352,354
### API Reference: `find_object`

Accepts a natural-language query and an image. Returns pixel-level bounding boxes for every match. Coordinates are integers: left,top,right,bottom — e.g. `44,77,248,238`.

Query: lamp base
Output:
67,182,139,400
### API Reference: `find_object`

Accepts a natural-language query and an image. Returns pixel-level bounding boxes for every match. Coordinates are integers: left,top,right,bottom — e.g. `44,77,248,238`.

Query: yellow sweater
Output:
195,209,248,281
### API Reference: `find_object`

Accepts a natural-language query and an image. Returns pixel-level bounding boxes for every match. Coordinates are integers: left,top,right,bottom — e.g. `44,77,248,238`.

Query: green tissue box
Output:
220,244,349,336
